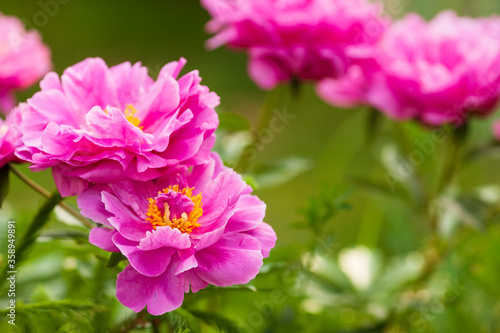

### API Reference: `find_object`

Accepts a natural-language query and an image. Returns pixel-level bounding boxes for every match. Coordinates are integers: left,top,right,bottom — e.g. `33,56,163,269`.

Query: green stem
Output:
408,125,468,287
391,121,430,212
234,85,286,173
10,166,93,229
1,191,62,290
436,128,464,194
151,319,160,333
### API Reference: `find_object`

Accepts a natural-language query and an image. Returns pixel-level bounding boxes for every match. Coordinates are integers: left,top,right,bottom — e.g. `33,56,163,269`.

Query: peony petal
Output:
52,168,89,197
194,233,263,287
225,194,266,233
176,248,198,275
244,222,277,258
77,184,113,226
116,260,185,315
183,270,208,293
89,227,119,252
102,191,152,241
138,226,192,251
61,57,118,113
112,233,174,277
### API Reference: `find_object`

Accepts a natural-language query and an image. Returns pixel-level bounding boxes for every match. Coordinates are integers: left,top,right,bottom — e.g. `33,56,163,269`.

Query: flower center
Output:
124,104,142,129
146,185,203,234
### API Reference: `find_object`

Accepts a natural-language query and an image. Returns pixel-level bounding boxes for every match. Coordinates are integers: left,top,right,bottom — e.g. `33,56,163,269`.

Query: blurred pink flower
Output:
78,153,276,315
0,108,22,168
16,57,220,197
0,13,51,114
493,120,500,140
318,11,500,126
202,0,388,89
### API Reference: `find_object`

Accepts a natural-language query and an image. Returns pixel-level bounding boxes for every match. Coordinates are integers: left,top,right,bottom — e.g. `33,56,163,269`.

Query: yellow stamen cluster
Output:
146,185,203,234
124,104,143,129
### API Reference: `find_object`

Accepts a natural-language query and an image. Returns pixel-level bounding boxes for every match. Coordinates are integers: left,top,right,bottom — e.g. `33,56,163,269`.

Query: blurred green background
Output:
1,1,500,332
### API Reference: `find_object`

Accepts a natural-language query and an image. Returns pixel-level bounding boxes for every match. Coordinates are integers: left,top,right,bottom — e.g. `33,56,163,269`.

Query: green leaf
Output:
218,112,251,132
253,156,313,189
190,310,244,333
157,308,201,333
298,185,353,235
0,165,10,208
1,191,62,292
175,329,191,333
439,195,488,231
0,300,105,316
106,252,127,268
346,176,412,207
464,140,500,165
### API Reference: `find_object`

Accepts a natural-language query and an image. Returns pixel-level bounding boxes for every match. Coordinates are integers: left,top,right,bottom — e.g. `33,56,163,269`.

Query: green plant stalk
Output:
10,166,93,229
408,125,468,288
392,120,430,210
234,85,286,173
436,131,463,195
0,191,62,291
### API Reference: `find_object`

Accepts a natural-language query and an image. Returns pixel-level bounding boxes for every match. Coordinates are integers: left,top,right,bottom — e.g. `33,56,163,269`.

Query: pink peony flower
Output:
16,57,220,197
318,11,500,126
78,153,276,315
201,0,388,89
0,107,22,168
0,12,51,114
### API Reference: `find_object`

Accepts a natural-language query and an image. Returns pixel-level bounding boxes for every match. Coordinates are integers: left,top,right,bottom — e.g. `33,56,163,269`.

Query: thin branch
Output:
10,165,94,229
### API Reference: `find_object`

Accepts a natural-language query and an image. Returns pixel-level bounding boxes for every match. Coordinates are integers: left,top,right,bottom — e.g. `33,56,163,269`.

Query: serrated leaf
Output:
106,252,127,268
175,329,191,333
0,300,105,316
157,308,200,333
190,311,243,333
0,165,10,207
218,112,251,132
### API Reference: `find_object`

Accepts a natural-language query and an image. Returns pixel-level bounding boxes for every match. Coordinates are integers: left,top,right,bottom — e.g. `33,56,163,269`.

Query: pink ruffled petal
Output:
102,191,152,241
194,233,264,287
244,222,277,258
77,184,113,226
112,233,175,277
89,227,119,252
225,194,266,233
138,226,192,251
116,261,185,315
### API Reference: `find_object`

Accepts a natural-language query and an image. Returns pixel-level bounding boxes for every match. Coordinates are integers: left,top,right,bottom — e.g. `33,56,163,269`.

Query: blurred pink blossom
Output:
0,12,51,114
202,0,388,89
318,11,500,126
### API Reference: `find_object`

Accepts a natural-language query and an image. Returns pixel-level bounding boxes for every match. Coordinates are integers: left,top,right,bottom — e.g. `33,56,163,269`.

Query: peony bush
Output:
2,1,500,332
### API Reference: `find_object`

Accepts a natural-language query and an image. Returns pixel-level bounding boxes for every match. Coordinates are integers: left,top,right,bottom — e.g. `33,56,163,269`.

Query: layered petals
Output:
0,107,22,168
16,57,219,196
117,261,185,315
78,153,276,315
318,11,500,126
202,0,388,89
